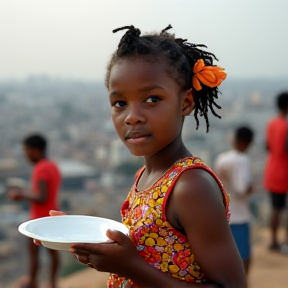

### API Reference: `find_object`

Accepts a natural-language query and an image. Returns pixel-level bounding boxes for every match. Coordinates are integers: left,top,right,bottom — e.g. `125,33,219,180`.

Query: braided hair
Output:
105,25,224,132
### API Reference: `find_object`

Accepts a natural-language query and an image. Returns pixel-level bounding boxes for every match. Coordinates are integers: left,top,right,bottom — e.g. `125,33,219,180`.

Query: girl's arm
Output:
169,168,247,288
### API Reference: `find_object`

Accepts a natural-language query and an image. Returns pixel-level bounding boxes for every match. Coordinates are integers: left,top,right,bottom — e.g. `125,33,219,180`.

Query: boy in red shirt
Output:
8,134,61,288
264,92,288,251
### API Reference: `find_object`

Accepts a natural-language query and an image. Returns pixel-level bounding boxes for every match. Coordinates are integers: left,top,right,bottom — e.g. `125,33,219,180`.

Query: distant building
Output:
56,159,98,191
109,139,133,166
94,145,109,162
0,159,18,171
250,91,261,107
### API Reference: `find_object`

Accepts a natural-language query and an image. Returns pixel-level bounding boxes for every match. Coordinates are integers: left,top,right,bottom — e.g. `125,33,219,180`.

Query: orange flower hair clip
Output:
192,59,227,91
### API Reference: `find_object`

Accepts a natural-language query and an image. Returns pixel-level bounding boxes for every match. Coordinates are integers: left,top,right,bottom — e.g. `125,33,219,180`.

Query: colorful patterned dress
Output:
107,157,230,288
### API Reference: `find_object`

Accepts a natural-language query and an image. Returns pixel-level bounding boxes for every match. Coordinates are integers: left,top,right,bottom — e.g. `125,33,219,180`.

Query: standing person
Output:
264,92,288,251
8,134,61,288
38,25,246,288
214,126,254,276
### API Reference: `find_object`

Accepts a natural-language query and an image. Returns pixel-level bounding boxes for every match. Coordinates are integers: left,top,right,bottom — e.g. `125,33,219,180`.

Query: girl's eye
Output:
113,101,127,108
145,96,161,103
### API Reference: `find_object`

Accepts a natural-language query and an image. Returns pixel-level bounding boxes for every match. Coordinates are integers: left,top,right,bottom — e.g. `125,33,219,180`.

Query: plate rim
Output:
18,215,129,243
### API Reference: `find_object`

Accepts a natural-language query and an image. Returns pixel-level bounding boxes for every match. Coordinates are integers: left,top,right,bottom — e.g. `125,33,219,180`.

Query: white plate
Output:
18,215,129,251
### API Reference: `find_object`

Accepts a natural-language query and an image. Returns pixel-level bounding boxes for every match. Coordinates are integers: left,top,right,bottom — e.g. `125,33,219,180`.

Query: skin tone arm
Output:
71,169,246,288
8,180,48,204
169,169,246,288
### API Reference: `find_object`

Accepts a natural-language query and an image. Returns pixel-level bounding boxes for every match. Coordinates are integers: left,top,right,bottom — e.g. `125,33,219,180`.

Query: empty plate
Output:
18,215,129,251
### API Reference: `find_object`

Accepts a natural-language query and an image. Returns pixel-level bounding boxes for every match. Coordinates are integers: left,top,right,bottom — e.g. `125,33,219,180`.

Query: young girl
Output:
63,25,246,288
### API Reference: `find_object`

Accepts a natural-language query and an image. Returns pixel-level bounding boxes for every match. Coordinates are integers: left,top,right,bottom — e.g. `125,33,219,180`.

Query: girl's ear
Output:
182,88,195,116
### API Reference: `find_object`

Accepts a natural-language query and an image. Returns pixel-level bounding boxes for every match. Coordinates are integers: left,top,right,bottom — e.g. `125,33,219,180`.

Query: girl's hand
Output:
71,229,142,277
34,210,66,245
49,210,66,216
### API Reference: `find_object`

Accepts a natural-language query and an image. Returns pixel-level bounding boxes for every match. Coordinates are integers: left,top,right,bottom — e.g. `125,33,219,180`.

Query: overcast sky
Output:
1,0,287,80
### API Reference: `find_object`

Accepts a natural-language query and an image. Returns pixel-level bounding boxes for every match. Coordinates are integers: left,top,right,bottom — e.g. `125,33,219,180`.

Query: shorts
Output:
270,192,287,210
230,223,251,260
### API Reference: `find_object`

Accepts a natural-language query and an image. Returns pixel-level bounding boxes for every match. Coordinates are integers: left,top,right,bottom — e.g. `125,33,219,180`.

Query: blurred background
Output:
0,0,288,287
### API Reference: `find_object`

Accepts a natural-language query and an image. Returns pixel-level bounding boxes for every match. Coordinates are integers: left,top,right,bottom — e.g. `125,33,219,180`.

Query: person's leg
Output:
28,238,39,288
269,192,285,249
284,193,288,242
270,208,281,249
286,208,288,244
230,223,251,276
243,258,250,276
280,193,288,254
243,223,251,276
47,249,60,288
280,217,288,254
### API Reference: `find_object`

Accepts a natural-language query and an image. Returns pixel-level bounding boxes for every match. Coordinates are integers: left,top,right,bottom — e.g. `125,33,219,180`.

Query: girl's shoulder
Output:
167,156,221,187
169,157,229,217
173,156,207,167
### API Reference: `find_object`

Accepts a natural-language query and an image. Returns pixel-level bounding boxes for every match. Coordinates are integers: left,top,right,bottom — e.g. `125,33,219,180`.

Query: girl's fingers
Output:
49,210,66,216
70,247,90,257
71,243,103,255
74,253,90,265
33,239,41,246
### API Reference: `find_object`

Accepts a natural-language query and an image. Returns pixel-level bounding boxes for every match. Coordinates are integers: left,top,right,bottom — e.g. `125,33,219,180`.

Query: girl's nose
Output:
125,106,146,125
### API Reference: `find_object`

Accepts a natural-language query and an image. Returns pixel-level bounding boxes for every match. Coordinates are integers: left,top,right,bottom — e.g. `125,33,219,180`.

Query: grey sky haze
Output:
1,0,287,80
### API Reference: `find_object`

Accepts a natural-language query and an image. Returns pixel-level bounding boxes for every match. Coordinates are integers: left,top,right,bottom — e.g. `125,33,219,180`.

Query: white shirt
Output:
214,150,252,224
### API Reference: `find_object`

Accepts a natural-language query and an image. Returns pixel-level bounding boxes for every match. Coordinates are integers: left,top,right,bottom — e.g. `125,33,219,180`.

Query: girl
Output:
63,25,246,287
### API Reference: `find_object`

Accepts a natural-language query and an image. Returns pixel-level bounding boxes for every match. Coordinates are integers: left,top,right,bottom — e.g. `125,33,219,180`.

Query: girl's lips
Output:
126,136,149,144
125,131,151,144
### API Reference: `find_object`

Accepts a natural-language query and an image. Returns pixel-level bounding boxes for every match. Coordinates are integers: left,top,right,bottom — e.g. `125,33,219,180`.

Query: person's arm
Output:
231,157,252,197
71,169,246,288
8,180,48,204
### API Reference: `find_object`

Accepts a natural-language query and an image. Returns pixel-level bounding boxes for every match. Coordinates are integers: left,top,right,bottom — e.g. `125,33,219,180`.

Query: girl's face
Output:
108,58,193,157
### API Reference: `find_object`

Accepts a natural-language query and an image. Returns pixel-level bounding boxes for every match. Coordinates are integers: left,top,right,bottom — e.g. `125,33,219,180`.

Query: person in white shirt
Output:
214,126,254,276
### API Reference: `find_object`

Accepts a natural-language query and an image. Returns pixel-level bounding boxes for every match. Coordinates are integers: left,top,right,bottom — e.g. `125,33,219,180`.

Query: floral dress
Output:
107,157,230,288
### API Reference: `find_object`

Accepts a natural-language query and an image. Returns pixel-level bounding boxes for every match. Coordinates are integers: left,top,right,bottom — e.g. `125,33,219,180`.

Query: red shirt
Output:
30,159,61,219
264,116,288,193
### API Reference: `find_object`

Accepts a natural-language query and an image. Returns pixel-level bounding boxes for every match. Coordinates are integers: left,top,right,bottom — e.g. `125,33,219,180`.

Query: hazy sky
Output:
1,0,287,80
